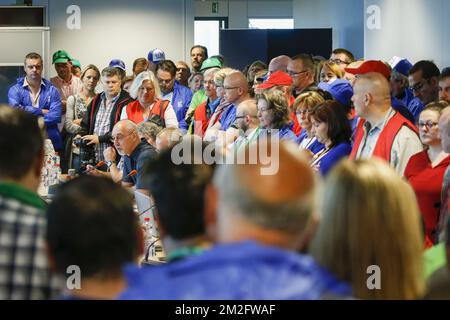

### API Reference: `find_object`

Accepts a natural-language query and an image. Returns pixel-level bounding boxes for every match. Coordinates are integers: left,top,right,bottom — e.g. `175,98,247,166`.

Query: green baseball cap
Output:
200,57,222,71
52,50,72,64
71,59,81,68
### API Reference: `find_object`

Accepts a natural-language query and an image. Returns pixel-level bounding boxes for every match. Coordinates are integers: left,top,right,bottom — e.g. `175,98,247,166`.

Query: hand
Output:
85,165,105,177
73,119,82,125
103,146,117,162
82,134,100,145
41,109,49,115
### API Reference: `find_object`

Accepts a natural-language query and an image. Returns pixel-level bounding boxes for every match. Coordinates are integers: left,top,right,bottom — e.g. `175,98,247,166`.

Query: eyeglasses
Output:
223,86,239,91
410,80,428,92
296,109,312,115
287,70,308,77
418,121,438,130
329,58,350,65
111,132,133,142
158,78,174,84
203,80,215,86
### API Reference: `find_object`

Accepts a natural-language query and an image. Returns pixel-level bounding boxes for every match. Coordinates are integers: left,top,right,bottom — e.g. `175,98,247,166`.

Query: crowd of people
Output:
1,44,450,299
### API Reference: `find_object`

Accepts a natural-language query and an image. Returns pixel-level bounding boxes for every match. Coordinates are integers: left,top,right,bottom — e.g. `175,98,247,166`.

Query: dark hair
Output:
24,52,43,65
190,45,208,59
331,48,355,63
156,59,177,78
143,136,215,240
46,176,139,278
292,53,316,74
310,100,352,148
409,60,440,79
440,67,450,81
0,105,44,179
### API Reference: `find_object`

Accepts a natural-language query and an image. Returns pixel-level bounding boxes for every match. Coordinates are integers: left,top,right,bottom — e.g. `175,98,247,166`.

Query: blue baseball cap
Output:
147,48,166,64
109,59,126,71
318,79,354,106
389,56,413,77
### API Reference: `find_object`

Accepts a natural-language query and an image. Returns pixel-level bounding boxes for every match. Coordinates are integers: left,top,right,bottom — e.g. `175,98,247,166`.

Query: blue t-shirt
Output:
119,241,351,300
315,142,352,176
122,140,158,189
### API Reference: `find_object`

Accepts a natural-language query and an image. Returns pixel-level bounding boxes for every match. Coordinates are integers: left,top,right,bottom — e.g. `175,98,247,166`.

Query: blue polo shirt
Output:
122,140,158,189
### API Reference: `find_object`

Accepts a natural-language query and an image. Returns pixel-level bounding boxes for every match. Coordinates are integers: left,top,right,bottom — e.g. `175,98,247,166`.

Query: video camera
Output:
73,137,95,173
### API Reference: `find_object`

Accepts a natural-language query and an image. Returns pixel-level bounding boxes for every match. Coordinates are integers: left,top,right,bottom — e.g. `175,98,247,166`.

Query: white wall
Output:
46,0,194,77
293,0,364,59
364,0,449,69
195,0,293,28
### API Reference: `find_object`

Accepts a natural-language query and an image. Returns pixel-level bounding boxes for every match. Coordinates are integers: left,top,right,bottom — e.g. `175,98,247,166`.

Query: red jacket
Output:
125,99,168,124
350,111,418,162
289,96,302,136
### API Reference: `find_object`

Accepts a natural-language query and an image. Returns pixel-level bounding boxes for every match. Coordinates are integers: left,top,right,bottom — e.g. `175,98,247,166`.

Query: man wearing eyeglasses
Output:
329,48,355,73
287,54,317,98
408,60,440,106
156,60,193,131
112,120,157,194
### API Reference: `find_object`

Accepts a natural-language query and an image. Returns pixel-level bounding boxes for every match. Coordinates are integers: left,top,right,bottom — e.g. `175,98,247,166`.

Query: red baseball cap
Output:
344,60,391,79
257,70,293,89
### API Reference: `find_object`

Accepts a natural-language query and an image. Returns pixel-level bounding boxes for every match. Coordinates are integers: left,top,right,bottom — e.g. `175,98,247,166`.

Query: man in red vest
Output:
350,72,423,176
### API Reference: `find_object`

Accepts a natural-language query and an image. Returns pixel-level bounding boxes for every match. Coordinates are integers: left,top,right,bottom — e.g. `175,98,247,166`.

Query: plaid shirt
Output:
93,93,119,162
0,182,60,299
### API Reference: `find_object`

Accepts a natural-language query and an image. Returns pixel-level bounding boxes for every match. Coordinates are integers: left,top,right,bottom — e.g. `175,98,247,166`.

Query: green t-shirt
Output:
423,243,447,279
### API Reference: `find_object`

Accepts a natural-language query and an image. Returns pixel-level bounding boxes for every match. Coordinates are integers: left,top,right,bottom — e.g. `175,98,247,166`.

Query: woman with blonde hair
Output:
319,61,344,84
120,70,178,128
310,159,425,299
293,91,325,154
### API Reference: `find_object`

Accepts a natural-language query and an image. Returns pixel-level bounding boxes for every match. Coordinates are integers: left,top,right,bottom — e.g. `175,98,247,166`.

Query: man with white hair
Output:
111,120,157,193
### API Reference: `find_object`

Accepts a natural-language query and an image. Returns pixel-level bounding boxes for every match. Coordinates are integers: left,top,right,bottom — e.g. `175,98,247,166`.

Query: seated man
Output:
112,120,158,193
0,105,59,299
136,136,215,263
46,176,143,300
119,141,350,299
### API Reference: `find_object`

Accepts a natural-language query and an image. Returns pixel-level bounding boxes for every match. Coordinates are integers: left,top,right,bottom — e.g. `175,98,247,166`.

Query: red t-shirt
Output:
404,150,450,244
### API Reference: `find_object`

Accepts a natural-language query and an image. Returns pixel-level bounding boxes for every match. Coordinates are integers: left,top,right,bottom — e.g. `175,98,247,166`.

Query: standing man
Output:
80,67,132,164
8,52,62,151
156,60,192,130
287,54,317,97
439,68,450,103
51,50,82,115
330,48,355,73
350,72,423,176
147,48,166,73
409,60,440,106
190,45,208,73
0,105,59,299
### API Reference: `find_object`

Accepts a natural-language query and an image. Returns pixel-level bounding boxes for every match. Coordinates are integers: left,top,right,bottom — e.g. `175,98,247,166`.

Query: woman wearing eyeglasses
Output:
404,101,450,246
293,91,325,155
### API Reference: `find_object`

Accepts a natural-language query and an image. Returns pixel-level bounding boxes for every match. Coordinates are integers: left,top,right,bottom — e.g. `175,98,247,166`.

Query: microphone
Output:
126,169,138,178
95,160,106,168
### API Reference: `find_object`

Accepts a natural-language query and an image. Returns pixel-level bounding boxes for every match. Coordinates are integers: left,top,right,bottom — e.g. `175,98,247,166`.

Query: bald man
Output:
350,72,423,176
119,141,350,299
268,55,291,75
112,120,157,193
205,71,251,142
231,99,260,151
